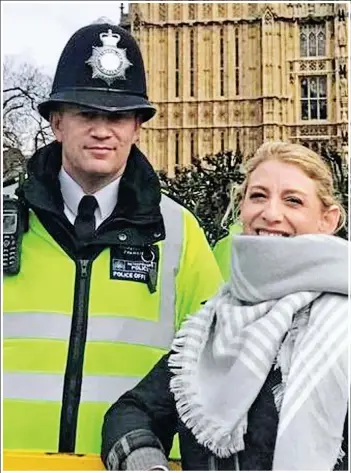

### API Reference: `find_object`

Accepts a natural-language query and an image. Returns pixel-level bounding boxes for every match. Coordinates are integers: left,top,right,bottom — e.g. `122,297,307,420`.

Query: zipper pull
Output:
79,259,90,278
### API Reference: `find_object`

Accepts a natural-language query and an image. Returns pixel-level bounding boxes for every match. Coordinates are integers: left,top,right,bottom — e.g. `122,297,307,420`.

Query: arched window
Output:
308,32,316,56
300,33,307,57
300,75,327,120
317,31,326,56
300,23,326,57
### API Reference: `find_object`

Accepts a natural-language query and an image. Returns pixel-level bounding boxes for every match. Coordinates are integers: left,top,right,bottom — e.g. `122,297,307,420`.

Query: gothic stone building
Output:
124,3,349,173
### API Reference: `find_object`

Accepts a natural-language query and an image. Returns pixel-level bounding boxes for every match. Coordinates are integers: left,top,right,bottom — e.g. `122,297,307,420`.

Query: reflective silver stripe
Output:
3,195,183,350
3,372,141,404
4,312,172,348
160,195,184,339
4,312,71,340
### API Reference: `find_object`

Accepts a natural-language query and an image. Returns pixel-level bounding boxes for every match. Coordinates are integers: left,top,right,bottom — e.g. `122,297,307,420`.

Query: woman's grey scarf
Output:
169,234,348,471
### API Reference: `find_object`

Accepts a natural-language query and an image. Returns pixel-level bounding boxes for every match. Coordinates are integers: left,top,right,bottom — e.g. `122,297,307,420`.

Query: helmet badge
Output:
86,29,133,85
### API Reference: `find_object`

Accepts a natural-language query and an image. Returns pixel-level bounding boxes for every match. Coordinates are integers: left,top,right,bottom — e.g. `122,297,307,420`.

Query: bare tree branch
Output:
2,56,54,176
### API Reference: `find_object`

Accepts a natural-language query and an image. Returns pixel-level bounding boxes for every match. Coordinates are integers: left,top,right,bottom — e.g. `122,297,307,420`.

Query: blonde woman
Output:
102,142,348,471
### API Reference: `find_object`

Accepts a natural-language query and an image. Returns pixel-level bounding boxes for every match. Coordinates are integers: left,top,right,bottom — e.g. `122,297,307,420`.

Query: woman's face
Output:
240,159,339,236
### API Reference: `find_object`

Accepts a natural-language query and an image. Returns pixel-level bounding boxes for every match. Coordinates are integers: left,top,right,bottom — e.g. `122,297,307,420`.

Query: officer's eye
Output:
109,112,136,122
79,112,99,120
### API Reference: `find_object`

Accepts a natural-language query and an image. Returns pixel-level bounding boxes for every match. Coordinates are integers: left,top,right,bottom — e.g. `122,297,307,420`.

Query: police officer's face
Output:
51,105,141,185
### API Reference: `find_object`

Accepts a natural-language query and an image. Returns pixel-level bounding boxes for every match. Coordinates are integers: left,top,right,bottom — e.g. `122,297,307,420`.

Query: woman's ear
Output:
319,205,341,234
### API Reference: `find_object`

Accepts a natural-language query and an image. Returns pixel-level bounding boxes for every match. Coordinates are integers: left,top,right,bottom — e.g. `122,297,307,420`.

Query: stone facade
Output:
125,3,349,172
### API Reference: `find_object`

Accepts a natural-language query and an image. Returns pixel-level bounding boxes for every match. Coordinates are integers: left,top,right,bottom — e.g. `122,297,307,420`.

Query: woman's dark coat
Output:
102,353,348,470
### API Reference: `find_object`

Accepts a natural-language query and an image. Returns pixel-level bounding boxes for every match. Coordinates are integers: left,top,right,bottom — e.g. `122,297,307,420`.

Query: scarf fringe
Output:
336,445,345,464
170,371,247,457
169,291,247,458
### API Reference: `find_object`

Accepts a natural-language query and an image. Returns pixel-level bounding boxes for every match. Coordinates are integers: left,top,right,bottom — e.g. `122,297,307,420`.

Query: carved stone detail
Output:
159,3,166,21
188,3,196,20
248,4,258,17
300,125,328,136
218,4,226,17
204,110,211,120
188,104,197,122
174,4,181,21
307,3,315,14
340,77,348,98
299,60,327,71
232,4,241,17
133,13,141,31
218,104,227,121
263,8,274,25
203,4,211,19
203,130,212,142
337,21,347,47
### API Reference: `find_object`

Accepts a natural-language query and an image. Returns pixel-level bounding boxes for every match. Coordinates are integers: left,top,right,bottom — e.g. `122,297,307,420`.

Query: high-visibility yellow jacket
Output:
213,223,242,281
3,142,223,455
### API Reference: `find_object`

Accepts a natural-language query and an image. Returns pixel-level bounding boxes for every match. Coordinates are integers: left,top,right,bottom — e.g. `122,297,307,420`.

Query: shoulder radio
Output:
3,197,27,275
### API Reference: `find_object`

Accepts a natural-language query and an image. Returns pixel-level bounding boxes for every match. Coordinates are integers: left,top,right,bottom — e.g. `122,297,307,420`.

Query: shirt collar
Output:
58,167,120,220
94,176,121,220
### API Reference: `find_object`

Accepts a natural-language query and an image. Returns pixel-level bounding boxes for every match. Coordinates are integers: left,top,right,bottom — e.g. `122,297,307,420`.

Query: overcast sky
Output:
2,1,129,75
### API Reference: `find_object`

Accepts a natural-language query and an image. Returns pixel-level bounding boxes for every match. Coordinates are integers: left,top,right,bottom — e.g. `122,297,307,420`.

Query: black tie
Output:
74,195,98,240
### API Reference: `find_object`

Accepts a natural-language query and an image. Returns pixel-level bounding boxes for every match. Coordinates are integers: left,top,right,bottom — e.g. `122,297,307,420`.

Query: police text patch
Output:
110,245,159,292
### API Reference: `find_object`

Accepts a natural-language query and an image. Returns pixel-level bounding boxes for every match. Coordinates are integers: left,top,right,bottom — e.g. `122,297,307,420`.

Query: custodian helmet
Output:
38,20,156,122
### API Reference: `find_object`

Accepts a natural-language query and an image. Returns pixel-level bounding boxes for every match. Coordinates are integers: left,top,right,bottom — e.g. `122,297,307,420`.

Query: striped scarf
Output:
169,234,348,470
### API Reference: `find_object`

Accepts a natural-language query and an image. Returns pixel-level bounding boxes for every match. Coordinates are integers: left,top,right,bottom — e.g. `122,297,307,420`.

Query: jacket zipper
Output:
59,258,92,452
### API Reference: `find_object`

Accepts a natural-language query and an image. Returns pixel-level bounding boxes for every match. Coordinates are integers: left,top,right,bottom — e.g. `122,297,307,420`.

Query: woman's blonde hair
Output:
223,141,346,233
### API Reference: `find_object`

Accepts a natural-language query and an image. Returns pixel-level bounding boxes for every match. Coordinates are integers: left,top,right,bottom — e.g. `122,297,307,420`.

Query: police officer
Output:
3,20,223,456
